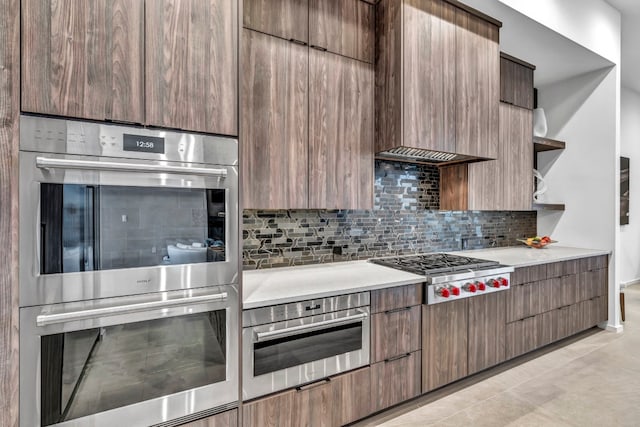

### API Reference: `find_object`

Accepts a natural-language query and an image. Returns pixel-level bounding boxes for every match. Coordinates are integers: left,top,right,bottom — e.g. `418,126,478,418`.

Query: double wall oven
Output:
19,115,239,426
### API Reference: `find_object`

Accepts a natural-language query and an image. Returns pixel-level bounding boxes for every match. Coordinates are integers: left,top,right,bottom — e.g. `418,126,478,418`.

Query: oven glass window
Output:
40,311,227,426
253,322,362,376
40,185,226,274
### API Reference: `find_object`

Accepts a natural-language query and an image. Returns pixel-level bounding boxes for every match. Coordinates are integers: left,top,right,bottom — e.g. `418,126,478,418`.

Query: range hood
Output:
375,146,487,166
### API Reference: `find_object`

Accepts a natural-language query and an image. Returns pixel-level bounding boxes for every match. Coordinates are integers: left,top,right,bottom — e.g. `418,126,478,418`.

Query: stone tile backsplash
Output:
243,160,536,270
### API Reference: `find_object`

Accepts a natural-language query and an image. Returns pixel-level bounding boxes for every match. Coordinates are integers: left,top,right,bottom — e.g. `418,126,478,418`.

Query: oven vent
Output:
376,146,480,165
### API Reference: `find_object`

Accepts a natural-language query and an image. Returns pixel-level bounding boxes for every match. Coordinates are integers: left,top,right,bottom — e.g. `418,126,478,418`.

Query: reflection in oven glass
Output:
40,185,226,274
40,312,227,426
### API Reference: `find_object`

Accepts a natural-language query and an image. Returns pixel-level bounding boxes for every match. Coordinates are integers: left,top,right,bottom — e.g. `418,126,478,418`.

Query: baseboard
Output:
620,278,640,289
604,323,624,333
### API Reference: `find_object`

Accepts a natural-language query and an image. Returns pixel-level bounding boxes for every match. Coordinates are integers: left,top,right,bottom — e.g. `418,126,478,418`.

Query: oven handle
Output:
36,292,228,327
255,310,369,343
36,156,228,178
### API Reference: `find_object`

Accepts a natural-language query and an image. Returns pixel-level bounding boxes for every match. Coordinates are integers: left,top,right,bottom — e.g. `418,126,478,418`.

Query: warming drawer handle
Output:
36,292,228,327
255,310,369,343
36,156,228,178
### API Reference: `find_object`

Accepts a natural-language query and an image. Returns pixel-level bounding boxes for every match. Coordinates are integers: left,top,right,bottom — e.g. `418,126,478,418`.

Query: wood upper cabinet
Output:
146,0,238,135
308,49,374,209
500,53,535,110
422,299,468,392
309,0,375,63
22,0,144,123
243,0,308,42
241,29,309,209
376,0,500,159
454,8,499,158
468,292,506,374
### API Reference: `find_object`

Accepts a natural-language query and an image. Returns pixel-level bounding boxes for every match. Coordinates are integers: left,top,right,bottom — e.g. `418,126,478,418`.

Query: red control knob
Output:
490,279,500,288
499,277,509,287
451,286,460,296
477,282,486,291
463,282,477,293
439,287,450,298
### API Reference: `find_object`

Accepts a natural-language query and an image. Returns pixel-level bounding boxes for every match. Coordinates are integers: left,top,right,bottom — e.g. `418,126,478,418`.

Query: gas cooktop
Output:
369,253,500,276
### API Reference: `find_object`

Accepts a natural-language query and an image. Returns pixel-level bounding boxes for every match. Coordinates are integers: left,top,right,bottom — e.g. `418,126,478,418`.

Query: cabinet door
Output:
22,0,144,122
243,0,308,42
308,49,373,209
402,0,456,153
180,409,237,427
422,300,467,392
293,379,335,427
371,351,422,412
331,367,372,426
505,316,537,360
499,104,533,210
500,57,534,110
468,292,506,374
242,389,296,427
146,0,238,135
455,9,499,158
309,0,374,63
371,306,421,362
242,30,309,209
506,281,541,323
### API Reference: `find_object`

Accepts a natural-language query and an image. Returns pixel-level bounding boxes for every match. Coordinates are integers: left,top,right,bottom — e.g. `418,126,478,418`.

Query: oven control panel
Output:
426,273,511,305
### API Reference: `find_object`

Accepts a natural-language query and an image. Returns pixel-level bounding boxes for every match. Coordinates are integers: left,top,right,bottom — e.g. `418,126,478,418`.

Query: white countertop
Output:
243,260,424,309
242,245,610,309
446,245,610,267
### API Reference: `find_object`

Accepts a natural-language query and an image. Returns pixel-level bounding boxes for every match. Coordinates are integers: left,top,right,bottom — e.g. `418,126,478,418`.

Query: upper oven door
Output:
19,149,239,306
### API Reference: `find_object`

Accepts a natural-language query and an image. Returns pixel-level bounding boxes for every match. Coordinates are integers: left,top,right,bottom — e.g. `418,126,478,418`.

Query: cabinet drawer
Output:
579,255,608,272
579,296,607,330
505,316,537,360
371,351,421,412
579,268,608,301
511,264,547,285
372,306,421,362
371,284,422,313
331,367,372,426
506,281,541,322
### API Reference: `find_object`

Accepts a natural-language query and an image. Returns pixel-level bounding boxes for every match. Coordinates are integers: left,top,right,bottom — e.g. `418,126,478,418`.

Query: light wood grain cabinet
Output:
146,0,237,135
376,0,499,159
241,29,309,209
468,292,506,374
371,351,422,412
22,0,144,123
308,49,374,209
243,0,308,42
22,0,238,135
500,54,535,110
179,409,237,427
422,299,468,392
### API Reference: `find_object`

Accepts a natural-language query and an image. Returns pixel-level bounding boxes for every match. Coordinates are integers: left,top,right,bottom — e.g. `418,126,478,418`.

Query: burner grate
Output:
370,253,499,276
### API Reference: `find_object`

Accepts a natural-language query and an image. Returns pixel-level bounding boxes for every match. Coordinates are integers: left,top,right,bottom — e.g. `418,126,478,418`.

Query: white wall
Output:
619,87,640,286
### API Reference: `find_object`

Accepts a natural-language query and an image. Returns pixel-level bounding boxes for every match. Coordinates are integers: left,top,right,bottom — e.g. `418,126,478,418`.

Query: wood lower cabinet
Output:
422,299,468,392
371,306,421,363
179,409,238,427
505,316,537,360
242,367,371,427
309,0,375,63
371,283,423,313
145,0,238,135
22,0,144,123
468,292,506,375
243,0,308,42
371,351,422,412
241,29,309,209
308,49,374,209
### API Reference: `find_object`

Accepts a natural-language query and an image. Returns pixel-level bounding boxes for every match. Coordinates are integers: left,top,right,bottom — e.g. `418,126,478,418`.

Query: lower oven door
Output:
242,307,370,399
20,285,238,427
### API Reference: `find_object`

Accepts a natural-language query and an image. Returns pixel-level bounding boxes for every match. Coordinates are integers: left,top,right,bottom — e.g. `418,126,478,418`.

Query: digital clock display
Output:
123,134,165,154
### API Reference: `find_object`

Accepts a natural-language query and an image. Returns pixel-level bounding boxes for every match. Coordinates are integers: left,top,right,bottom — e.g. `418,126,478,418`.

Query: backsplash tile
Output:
243,160,536,270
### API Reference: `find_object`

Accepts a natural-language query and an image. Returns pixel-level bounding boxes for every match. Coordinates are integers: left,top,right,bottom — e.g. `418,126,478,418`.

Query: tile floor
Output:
357,285,639,427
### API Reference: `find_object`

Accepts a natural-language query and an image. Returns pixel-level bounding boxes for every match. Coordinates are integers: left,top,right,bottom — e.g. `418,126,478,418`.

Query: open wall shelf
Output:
533,203,565,211
534,136,566,153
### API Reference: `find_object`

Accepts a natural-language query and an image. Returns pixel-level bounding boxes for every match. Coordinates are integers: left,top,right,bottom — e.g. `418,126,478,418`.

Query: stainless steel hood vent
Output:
376,146,479,165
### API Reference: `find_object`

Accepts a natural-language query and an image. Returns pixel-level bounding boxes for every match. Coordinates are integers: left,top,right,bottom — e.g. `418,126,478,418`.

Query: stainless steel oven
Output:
19,115,238,306
242,293,370,400
20,285,238,427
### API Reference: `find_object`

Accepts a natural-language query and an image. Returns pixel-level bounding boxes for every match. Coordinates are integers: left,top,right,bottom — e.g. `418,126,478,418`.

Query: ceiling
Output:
605,0,640,94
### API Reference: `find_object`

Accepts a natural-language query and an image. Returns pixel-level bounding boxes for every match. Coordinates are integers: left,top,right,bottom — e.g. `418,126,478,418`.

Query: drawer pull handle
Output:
296,378,331,391
384,353,411,363
384,306,412,314
305,304,321,311
310,44,328,51
289,38,308,46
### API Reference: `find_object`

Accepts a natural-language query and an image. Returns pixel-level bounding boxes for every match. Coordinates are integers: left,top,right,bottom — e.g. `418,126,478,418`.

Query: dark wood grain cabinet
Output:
371,351,422,412
22,0,238,135
145,0,238,135
22,0,144,123
308,49,374,209
241,29,309,209
376,0,499,159
468,292,506,375
179,409,237,427
500,53,535,110
422,299,468,392
243,0,309,42
371,306,421,362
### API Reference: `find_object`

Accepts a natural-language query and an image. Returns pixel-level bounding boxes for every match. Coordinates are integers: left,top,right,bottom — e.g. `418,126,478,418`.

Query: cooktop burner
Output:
369,253,499,276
